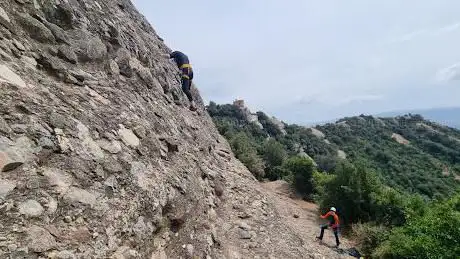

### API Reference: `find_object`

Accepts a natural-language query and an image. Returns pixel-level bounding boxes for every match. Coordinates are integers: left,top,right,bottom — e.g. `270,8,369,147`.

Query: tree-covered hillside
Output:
208,101,460,257
207,102,460,199
317,114,460,199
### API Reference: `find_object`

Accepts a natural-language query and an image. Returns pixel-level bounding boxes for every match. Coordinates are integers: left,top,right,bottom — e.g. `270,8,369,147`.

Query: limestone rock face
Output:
0,64,27,88
18,199,44,218
16,13,55,43
0,1,348,259
27,225,57,252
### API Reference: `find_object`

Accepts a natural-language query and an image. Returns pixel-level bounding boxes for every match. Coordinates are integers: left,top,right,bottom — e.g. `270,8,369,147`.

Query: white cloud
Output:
389,30,428,44
339,94,384,104
437,22,460,33
318,94,384,106
386,21,460,45
436,63,460,82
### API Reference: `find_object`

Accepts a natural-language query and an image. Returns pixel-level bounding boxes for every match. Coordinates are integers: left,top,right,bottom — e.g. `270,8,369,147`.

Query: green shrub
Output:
352,223,389,257
372,187,407,227
318,162,381,225
403,193,429,221
238,151,265,179
230,133,265,179
266,166,292,181
312,171,335,201
374,194,460,259
283,156,315,197
315,155,339,172
262,139,287,169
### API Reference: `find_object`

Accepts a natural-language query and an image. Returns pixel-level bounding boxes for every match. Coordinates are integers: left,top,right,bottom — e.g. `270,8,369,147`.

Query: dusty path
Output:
261,181,356,258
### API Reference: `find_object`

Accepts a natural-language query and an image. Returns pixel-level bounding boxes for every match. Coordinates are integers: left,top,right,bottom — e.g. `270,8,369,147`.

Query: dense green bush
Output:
265,166,292,181
262,139,287,169
352,223,390,257
318,162,381,225
374,194,460,259
283,156,315,197
315,155,339,172
372,187,407,227
229,133,265,179
312,171,335,201
314,162,444,256
238,152,265,179
316,161,430,226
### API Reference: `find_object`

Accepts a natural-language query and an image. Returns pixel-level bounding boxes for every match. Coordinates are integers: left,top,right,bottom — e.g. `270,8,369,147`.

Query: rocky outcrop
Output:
233,99,287,134
391,133,410,145
337,150,347,159
0,1,348,258
233,99,263,129
0,64,27,88
269,116,287,135
373,117,386,126
309,127,325,139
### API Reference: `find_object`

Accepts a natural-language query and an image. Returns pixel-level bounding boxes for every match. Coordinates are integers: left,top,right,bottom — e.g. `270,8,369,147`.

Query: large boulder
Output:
19,199,45,217
0,136,33,172
43,20,70,44
58,45,78,64
118,125,140,147
0,64,27,88
37,53,68,75
27,226,57,252
0,179,16,200
78,36,107,62
0,7,15,34
16,13,55,43
115,48,133,77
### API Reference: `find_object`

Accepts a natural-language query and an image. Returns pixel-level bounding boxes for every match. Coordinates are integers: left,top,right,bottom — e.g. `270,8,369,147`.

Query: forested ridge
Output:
207,101,460,258
316,114,460,198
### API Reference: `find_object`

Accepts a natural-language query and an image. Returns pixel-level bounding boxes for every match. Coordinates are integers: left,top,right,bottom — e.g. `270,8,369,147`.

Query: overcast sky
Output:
132,0,460,124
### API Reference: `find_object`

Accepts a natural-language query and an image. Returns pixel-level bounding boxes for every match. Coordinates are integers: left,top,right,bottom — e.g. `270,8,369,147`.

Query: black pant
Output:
318,224,340,246
181,67,194,102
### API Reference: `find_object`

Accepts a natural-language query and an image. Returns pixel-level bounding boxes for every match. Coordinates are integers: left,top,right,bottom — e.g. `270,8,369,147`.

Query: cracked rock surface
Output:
0,0,352,258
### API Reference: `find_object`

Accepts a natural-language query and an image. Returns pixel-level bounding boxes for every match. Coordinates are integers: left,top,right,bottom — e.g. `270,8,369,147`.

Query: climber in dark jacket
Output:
168,51,196,111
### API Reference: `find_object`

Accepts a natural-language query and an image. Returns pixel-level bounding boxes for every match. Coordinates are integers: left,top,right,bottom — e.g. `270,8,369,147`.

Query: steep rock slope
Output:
0,1,350,258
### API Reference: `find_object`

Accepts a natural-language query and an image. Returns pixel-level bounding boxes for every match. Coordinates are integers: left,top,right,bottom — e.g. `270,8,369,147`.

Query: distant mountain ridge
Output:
307,107,460,128
376,107,460,128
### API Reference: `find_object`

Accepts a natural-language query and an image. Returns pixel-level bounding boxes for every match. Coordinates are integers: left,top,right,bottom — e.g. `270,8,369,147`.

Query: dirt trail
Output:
261,181,356,258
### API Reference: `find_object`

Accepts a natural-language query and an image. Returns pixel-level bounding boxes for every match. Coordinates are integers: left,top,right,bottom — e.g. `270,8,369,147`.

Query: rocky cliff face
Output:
232,99,287,134
0,1,349,258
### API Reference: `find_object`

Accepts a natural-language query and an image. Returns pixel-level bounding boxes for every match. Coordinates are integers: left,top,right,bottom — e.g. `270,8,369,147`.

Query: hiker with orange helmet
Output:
316,207,340,247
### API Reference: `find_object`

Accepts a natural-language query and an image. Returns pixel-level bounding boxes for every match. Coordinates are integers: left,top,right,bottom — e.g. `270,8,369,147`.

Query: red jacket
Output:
321,211,340,228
